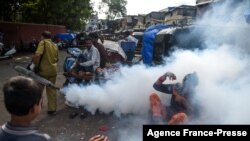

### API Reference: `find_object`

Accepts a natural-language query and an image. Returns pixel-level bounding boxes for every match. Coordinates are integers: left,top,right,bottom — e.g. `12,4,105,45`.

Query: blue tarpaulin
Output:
142,24,171,66
54,33,76,41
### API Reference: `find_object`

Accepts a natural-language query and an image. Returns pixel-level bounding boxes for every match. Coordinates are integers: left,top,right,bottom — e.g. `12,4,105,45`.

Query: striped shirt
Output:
0,122,51,141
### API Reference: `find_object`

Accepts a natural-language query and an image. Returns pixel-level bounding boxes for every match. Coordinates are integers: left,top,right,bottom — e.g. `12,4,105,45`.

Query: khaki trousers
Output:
43,75,57,111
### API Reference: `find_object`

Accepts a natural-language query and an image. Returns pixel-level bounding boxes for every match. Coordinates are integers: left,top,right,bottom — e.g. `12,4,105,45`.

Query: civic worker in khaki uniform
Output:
33,31,59,115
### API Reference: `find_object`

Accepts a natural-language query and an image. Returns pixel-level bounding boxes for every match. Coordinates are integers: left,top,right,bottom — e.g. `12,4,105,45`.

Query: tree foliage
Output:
0,0,29,21
0,0,93,30
101,0,127,20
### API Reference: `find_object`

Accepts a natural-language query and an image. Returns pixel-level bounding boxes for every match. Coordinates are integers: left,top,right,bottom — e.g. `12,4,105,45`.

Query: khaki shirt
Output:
36,39,58,76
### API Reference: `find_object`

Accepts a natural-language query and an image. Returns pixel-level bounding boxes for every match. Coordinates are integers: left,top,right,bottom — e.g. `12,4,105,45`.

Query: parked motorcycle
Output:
63,47,81,85
29,38,39,52
0,32,16,60
0,43,16,61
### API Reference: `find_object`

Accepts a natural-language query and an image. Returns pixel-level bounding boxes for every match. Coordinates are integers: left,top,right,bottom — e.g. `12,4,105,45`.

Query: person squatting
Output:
150,71,199,124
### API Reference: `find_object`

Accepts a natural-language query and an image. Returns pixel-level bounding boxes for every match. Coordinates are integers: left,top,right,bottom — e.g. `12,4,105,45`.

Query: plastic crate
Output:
120,41,136,52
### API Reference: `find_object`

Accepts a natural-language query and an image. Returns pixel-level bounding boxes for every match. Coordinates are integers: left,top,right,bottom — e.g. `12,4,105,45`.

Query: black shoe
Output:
69,112,78,119
80,112,87,119
47,111,56,115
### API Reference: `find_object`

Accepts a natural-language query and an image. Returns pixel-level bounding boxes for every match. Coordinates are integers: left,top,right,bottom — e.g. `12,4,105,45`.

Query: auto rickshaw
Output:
153,26,205,64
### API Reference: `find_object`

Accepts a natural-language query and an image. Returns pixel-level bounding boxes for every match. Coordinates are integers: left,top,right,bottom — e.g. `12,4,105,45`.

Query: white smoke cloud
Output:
61,54,202,117
62,65,165,117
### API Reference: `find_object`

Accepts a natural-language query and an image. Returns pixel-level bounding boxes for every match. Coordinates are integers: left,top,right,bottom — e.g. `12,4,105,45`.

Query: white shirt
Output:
79,45,100,71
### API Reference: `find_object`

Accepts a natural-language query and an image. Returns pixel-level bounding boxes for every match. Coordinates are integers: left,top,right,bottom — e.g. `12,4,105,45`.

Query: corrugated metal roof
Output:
196,0,213,6
196,0,224,6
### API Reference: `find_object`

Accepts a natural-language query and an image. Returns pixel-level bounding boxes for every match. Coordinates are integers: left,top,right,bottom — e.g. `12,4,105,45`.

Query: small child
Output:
0,76,51,141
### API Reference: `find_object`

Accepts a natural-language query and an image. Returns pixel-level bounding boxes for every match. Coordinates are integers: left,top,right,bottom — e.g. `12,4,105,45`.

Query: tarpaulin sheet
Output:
142,24,171,66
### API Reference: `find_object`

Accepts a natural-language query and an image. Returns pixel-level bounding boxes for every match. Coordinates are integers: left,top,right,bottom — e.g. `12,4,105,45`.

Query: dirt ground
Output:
0,50,127,141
